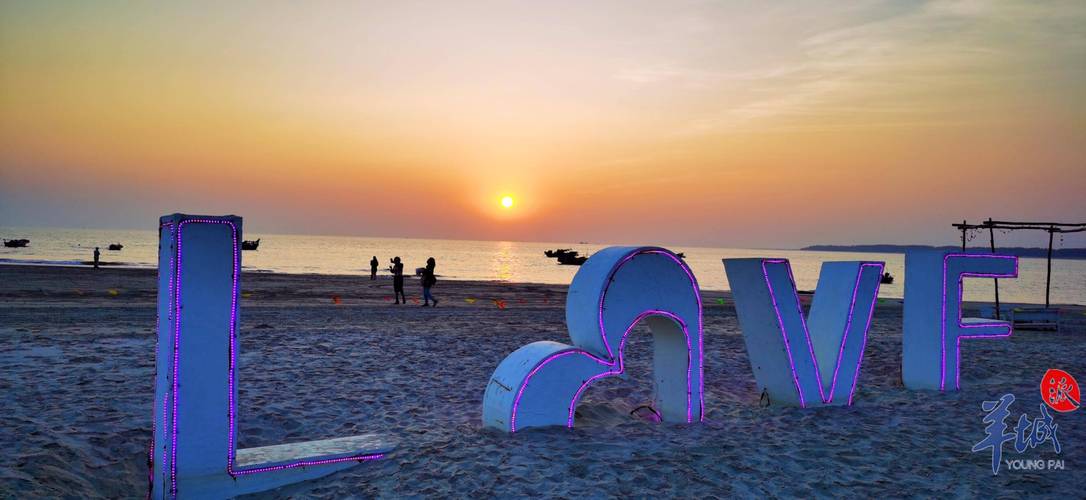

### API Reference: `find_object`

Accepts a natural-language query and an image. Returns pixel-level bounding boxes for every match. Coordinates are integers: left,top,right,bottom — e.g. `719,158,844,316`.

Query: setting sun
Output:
501,196,514,208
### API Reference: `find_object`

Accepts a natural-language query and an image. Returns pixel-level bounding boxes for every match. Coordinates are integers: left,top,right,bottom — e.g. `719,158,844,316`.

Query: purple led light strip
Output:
938,254,1018,391
232,453,385,475
830,263,883,402
760,260,884,406
509,350,608,433
511,248,703,432
760,259,812,407
848,264,883,406
169,221,186,497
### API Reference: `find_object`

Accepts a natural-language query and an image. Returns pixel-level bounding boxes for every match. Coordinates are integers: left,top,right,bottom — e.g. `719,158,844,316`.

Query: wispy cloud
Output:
615,1,1086,134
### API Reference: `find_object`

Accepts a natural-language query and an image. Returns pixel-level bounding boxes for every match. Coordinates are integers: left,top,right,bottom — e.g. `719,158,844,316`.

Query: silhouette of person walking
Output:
391,256,405,304
421,257,438,307
93,247,101,269
370,256,379,280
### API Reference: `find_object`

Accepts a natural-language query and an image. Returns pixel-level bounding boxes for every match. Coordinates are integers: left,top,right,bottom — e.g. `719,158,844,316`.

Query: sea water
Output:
1,226,1083,305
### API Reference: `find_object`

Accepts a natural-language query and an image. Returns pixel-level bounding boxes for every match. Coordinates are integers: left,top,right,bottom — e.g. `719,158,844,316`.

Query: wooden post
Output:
960,220,967,250
987,218,1000,319
1045,227,1054,308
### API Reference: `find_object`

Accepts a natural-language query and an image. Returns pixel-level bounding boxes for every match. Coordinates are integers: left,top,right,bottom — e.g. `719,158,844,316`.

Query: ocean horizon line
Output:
2,223,1004,252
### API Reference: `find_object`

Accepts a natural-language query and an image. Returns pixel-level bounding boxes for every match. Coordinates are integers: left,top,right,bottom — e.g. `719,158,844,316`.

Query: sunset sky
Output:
2,1,1084,248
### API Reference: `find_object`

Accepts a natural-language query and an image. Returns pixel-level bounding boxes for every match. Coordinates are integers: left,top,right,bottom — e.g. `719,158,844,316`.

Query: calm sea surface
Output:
2,226,1083,305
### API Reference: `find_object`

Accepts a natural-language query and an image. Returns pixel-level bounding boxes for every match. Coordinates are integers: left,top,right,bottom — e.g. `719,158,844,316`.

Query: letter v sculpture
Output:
483,247,704,432
150,214,396,498
723,259,884,407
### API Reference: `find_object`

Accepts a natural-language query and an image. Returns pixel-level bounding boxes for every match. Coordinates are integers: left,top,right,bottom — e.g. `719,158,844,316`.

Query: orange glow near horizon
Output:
1,2,1084,247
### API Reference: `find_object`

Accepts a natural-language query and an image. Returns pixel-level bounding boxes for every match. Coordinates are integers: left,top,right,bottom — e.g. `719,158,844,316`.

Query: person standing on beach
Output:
93,247,100,269
421,257,438,307
370,256,379,280
391,256,406,304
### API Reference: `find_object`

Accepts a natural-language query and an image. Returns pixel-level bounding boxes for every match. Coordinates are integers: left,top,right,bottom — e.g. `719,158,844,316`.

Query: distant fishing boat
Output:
544,248,575,258
241,239,260,251
108,243,123,251
3,239,29,248
556,252,588,266
880,272,894,284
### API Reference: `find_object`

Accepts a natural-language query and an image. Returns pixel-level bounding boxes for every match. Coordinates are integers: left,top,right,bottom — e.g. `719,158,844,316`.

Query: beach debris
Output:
2,238,29,248
108,243,123,251
331,295,342,305
492,299,506,309
242,292,253,298
716,298,726,305
241,238,260,250
465,297,477,304
630,405,662,422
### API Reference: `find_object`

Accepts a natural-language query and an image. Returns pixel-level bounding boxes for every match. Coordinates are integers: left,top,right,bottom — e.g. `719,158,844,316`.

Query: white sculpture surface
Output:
151,214,395,498
902,250,1018,391
723,259,884,406
483,247,704,432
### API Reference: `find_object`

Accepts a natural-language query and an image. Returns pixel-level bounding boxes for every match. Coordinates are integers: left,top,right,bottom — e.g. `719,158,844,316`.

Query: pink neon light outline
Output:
510,248,703,432
169,220,186,496
166,217,384,495
939,254,1018,391
509,350,601,432
231,453,385,475
760,259,811,407
830,263,883,402
848,264,883,405
760,259,884,406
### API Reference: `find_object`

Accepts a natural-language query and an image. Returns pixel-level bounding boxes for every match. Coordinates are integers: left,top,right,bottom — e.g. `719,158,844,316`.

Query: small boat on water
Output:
3,239,29,248
880,272,894,284
556,252,588,266
108,243,123,251
241,239,260,251
544,248,575,258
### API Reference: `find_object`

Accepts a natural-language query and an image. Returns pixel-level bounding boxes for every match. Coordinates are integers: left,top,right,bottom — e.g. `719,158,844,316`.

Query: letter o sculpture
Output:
482,247,704,432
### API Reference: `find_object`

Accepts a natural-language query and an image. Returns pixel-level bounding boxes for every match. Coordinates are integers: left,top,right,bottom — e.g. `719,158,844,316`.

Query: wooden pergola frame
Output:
952,219,1086,312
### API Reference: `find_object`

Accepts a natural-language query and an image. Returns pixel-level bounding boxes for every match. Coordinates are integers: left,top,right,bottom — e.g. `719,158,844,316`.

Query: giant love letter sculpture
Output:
903,250,1018,391
150,214,395,498
724,259,885,406
482,247,704,432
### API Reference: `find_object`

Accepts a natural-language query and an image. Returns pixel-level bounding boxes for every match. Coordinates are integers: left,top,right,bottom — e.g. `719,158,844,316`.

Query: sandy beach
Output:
1,263,1083,498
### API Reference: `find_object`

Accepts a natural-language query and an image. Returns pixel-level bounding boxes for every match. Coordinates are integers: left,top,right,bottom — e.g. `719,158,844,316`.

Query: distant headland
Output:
801,245,1086,260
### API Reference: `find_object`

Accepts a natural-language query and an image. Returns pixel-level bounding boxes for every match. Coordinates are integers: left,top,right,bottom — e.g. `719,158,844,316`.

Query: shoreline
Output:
3,262,1081,310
